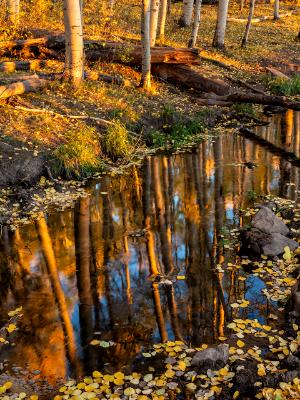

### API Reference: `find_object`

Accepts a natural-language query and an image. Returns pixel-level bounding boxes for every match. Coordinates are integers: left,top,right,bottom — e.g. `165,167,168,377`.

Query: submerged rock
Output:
191,344,229,370
251,206,289,236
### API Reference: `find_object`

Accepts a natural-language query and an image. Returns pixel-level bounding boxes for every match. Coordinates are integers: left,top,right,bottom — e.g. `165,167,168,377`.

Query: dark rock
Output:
191,344,229,370
241,229,298,257
0,141,45,188
285,355,300,369
262,233,298,256
251,206,289,236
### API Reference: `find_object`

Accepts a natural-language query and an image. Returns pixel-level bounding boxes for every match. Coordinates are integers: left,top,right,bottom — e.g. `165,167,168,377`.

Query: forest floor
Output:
0,1,299,223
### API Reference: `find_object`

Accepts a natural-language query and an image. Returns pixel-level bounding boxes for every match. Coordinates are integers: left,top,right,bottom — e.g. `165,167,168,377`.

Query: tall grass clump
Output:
102,120,132,160
268,76,300,96
53,126,101,177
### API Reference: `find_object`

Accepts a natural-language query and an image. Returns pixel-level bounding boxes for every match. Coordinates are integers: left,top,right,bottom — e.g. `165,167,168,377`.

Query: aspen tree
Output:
140,0,152,91
63,0,84,87
213,0,229,48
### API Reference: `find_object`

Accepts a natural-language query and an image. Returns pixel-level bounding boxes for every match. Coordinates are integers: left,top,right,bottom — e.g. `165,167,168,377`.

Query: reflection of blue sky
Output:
244,275,267,324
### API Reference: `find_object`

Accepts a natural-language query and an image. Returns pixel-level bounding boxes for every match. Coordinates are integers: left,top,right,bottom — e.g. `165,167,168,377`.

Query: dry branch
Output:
0,77,47,100
266,67,290,80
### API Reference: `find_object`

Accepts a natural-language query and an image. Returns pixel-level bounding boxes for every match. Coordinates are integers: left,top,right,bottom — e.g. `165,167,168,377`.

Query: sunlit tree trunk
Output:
241,0,255,47
188,0,202,48
213,0,229,49
240,0,244,11
63,0,84,87
6,0,20,25
158,0,168,42
273,0,279,20
180,0,194,27
140,0,152,91
150,0,160,46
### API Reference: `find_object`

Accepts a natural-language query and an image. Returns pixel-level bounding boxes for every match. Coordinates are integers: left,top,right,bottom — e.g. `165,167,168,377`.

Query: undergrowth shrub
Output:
150,105,208,148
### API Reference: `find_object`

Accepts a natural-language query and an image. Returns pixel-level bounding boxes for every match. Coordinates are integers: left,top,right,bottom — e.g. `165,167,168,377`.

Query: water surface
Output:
0,110,299,383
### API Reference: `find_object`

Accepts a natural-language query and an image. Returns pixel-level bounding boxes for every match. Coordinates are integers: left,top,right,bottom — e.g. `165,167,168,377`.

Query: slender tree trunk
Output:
188,0,202,48
241,0,255,47
150,0,160,46
180,0,194,27
6,0,20,25
213,0,229,49
274,0,279,20
63,0,84,87
240,0,244,11
140,0,152,91
158,0,168,42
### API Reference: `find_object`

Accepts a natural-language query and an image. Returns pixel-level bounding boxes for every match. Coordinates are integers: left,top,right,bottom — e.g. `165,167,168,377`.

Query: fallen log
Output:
85,43,200,65
228,11,295,23
153,63,300,109
152,63,230,95
0,60,50,72
239,127,300,167
0,36,200,65
0,77,47,100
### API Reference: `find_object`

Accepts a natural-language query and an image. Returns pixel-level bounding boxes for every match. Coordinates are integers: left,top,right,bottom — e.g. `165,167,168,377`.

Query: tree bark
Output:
150,0,160,46
158,0,168,42
213,0,229,48
63,0,84,87
274,0,280,20
189,0,203,48
6,0,20,25
140,0,152,91
180,0,194,27
241,0,255,48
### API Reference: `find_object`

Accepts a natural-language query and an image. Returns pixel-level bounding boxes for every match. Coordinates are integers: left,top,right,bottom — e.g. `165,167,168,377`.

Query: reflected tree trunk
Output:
36,213,80,374
74,197,96,373
152,158,175,274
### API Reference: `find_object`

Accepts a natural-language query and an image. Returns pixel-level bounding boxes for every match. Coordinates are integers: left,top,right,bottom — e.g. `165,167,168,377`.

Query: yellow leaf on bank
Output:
237,340,245,348
257,364,266,377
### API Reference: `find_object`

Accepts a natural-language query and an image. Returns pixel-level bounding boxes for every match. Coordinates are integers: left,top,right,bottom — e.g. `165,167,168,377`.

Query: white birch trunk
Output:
241,0,255,47
180,0,194,27
158,0,168,42
150,0,160,46
213,0,229,48
189,0,202,48
274,0,280,20
63,0,84,87
141,0,151,91
6,0,20,25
